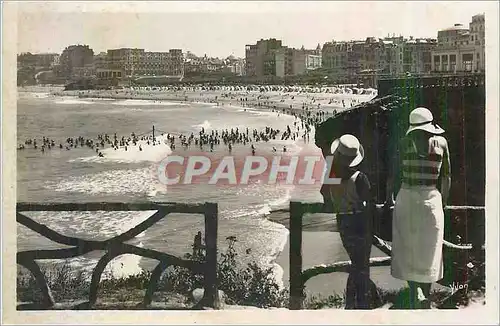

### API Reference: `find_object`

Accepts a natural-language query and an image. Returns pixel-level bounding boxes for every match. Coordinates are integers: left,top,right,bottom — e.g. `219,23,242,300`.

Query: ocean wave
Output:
112,99,186,106
44,167,167,196
32,92,50,99
243,108,282,117
256,218,289,289
226,185,292,219
79,97,116,101
227,105,249,111
18,91,52,100
267,187,292,210
192,120,212,130
70,135,172,164
54,98,94,105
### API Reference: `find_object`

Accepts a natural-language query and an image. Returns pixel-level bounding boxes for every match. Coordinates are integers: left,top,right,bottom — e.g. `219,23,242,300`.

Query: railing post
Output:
200,202,219,309
289,201,304,310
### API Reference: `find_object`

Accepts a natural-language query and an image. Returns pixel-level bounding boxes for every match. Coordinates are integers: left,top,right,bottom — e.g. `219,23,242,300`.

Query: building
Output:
52,54,60,67
96,69,123,79
107,48,184,78
290,46,322,76
59,45,94,78
36,53,59,68
305,53,322,71
322,35,436,82
184,54,230,75
244,44,258,77
168,49,184,76
470,14,485,71
274,47,294,77
245,38,283,77
71,64,96,79
321,39,372,80
431,14,485,73
321,41,349,76
93,52,109,70
107,48,143,76
402,37,436,74
246,39,321,77
223,56,245,76
17,52,59,69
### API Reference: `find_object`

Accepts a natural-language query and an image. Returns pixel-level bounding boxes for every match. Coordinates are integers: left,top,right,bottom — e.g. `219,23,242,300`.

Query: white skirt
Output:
391,186,444,283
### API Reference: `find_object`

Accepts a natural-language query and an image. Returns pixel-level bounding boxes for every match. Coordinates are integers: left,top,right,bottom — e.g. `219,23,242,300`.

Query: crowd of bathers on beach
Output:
21,84,376,157
17,110,319,157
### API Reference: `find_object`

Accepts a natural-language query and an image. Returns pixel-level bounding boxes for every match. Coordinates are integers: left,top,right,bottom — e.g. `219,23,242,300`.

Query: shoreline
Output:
52,90,345,118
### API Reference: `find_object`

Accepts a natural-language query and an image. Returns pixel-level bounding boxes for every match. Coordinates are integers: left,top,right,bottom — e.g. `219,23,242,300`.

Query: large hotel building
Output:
104,48,184,78
431,14,485,73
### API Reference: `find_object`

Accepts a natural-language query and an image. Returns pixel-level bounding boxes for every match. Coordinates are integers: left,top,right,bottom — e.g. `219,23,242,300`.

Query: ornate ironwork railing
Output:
16,202,219,310
287,201,485,310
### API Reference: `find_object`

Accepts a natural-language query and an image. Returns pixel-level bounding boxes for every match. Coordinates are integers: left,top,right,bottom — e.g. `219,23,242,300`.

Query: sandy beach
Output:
49,86,376,117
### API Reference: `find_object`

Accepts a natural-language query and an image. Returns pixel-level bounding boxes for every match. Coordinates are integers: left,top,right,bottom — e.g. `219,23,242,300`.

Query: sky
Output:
16,1,496,58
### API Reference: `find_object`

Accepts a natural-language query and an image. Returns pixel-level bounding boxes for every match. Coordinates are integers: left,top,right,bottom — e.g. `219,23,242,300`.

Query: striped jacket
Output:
401,136,443,187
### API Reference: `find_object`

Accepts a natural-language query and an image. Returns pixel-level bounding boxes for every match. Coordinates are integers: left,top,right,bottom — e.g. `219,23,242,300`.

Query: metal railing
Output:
16,202,219,310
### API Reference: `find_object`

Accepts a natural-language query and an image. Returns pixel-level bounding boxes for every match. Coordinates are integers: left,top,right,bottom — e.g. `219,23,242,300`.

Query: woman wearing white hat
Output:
322,134,380,309
386,107,451,309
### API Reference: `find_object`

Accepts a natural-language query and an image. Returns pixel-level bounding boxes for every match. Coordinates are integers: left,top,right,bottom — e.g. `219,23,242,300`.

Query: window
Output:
450,54,456,71
433,55,441,71
462,53,473,71
463,53,474,61
441,55,449,71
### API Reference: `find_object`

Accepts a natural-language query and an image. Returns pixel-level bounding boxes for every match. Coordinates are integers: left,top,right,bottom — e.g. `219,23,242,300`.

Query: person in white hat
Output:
386,107,451,309
321,134,381,309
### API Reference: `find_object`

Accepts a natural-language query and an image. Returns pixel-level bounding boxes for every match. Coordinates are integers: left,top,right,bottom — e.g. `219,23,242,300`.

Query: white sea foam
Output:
44,167,167,196
70,135,172,164
268,187,292,210
227,105,249,111
55,98,94,105
104,241,145,279
243,108,281,117
32,92,50,99
193,120,212,130
257,218,289,289
112,99,186,106
79,97,116,101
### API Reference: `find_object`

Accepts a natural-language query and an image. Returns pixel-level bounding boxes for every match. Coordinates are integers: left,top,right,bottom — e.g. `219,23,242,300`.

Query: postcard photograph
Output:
2,1,499,324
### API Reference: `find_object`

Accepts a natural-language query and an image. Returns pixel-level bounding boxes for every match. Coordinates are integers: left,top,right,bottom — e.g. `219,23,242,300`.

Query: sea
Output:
16,89,326,285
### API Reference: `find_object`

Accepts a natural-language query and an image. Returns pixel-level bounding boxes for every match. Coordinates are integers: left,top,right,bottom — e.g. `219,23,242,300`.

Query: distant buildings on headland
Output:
17,13,484,87
245,14,485,86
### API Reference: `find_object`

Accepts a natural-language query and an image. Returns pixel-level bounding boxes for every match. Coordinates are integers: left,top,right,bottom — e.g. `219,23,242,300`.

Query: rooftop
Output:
441,23,469,31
